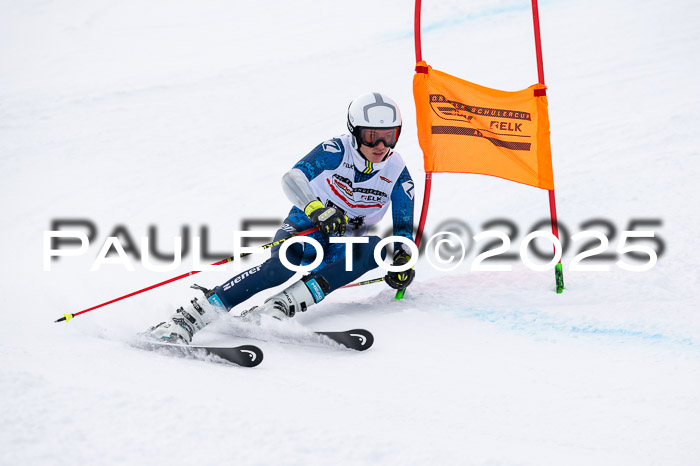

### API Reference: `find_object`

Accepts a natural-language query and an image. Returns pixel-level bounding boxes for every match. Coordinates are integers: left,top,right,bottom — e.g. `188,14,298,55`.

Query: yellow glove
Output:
305,200,348,236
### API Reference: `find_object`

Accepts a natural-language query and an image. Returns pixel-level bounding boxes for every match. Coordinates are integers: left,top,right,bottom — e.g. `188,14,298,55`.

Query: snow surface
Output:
1,0,699,464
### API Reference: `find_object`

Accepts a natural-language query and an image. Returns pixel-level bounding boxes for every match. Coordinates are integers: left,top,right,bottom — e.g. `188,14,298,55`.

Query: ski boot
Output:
147,296,219,344
241,275,329,321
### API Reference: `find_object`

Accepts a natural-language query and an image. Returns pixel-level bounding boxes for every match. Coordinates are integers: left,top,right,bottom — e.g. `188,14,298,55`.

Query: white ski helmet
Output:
347,92,402,150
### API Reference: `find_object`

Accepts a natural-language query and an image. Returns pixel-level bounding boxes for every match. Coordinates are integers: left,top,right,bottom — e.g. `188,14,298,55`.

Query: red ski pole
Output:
54,227,319,323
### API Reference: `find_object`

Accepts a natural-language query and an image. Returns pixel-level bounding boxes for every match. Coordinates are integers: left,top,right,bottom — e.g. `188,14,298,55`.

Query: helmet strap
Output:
351,128,361,151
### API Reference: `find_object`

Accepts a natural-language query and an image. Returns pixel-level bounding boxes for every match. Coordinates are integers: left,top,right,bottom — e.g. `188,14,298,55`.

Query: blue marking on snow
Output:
422,5,530,35
382,0,559,41
452,307,697,349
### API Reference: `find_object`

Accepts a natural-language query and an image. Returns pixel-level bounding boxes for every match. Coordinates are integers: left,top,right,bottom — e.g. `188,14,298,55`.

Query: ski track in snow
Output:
2,0,700,464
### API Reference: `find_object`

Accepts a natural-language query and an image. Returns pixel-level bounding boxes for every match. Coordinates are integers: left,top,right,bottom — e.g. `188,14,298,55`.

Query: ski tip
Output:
205,344,264,368
236,345,264,367
349,329,374,351
54,314,73,323
317,329,374,351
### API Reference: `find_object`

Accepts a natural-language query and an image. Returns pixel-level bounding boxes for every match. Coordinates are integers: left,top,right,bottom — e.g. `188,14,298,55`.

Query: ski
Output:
217,316,374,352
314,329,374,351
136,340,263,367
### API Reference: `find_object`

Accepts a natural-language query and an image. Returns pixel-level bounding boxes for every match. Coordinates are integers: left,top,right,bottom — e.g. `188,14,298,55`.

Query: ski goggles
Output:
357,127,401,149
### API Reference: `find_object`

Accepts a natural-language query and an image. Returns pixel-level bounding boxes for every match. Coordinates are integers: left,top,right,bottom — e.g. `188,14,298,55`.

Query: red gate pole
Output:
414,0,423,63
395,0,432,300
532,0,564,293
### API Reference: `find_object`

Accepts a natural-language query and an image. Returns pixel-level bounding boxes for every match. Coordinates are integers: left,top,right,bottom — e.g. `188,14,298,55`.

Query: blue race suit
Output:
208,135,414,311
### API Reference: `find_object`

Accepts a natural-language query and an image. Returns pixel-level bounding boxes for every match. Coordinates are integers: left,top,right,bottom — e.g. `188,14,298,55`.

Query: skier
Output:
148,92,416,343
